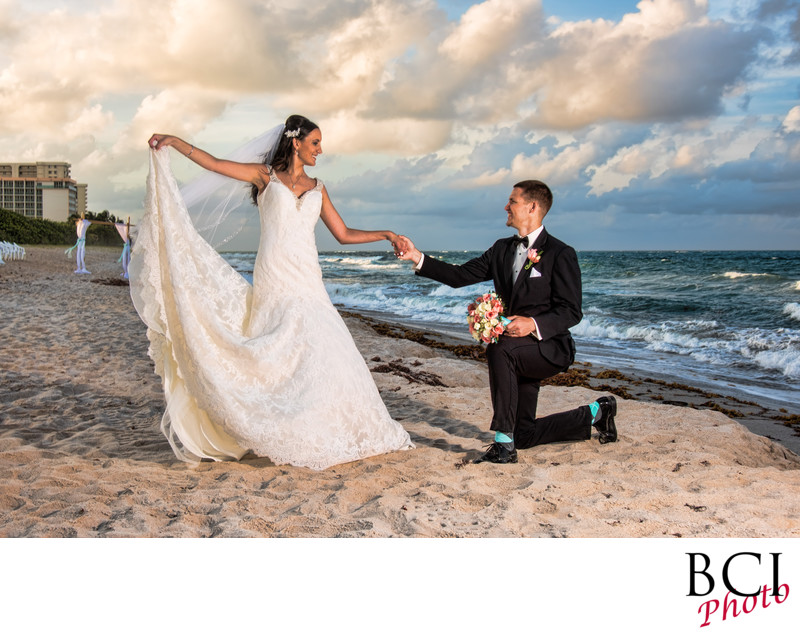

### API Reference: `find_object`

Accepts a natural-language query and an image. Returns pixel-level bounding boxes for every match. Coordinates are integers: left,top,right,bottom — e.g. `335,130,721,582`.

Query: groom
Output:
397,180,617,464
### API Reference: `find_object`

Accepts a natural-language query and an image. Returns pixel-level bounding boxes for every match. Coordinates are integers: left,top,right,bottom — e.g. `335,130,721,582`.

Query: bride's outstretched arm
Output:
320,186,402,250
148,134,266,186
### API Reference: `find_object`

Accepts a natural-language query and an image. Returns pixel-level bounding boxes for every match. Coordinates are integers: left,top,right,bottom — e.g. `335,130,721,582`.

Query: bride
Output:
130,114,413,470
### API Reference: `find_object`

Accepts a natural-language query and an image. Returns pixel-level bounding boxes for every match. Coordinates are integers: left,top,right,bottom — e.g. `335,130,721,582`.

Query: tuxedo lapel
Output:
530,230,547,251
497,237,515,299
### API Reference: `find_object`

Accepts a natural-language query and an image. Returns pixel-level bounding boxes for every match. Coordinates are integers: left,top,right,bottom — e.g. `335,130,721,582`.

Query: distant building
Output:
0,162,88,222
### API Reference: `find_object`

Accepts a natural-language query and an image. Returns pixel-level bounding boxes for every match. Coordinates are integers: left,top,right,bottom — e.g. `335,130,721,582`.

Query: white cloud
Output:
114,89,229,157
63,105,114,141
510,141,601,185
357,0,759,136
525,0,755,128
450,167,511,189
258,0,439,121
323,112,453,156
783,105,800,132
438,0,539,65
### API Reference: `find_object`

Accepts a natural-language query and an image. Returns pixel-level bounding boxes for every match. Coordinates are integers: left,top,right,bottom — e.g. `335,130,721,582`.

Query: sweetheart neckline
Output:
268,171,319,201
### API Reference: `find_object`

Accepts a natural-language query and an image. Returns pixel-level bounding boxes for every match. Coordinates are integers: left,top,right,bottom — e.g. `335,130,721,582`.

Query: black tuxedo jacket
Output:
417,228,582,370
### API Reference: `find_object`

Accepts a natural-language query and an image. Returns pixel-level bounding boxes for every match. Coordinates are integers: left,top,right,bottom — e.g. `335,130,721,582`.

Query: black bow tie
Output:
512,235,529,248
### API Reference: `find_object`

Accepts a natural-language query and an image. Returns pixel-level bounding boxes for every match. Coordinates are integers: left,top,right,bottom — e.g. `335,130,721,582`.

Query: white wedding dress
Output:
129,148,413,469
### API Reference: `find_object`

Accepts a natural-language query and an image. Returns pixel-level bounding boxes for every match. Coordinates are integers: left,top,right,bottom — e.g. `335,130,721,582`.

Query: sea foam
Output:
723,271,772,279
751,348,800,379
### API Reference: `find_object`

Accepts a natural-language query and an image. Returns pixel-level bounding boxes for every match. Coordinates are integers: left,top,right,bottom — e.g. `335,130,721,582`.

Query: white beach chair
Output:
0,241,25,262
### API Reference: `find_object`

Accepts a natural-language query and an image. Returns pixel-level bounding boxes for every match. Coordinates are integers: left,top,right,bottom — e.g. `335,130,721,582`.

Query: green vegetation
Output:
0,208,126,246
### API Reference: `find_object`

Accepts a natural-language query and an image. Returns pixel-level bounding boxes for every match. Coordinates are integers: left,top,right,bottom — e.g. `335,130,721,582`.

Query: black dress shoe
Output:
474,442,518,464
594,395,618,444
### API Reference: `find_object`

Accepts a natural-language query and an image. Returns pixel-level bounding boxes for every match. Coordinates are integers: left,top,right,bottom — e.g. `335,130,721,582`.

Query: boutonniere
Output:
524,248,543,270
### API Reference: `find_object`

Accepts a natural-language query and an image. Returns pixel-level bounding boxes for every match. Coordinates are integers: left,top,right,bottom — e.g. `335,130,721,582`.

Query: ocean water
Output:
222,250,800,411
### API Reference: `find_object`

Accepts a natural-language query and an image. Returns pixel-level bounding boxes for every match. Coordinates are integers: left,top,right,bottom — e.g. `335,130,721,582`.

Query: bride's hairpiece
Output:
284,128,301,138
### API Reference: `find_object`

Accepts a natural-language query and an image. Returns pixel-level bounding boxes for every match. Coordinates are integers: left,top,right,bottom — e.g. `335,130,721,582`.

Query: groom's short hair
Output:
514,180,553,215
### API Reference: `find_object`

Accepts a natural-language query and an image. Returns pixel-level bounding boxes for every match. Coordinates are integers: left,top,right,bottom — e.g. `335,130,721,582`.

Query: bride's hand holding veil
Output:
147,133,268,189
148,133,186,152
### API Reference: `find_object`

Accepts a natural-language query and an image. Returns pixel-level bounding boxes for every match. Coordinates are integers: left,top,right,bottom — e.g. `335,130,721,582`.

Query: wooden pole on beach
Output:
83,220,123,227
74,213,135,229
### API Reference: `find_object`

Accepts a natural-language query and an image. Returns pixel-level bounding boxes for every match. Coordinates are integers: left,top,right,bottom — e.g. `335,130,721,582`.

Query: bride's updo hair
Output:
251,114,319,204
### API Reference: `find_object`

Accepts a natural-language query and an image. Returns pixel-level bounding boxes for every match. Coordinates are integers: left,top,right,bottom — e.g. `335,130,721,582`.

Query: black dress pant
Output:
486,335,591,448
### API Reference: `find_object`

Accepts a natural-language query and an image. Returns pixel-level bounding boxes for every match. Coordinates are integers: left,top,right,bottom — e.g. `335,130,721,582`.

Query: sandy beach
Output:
1,245,800,538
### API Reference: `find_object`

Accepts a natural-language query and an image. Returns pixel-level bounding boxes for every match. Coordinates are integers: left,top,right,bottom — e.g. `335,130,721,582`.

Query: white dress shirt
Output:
513,227,544,340
512,226,544,281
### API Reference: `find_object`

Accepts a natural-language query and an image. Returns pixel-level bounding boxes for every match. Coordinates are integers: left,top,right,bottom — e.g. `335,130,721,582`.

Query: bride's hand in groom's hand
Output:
394,236,421,264
393,235,411,255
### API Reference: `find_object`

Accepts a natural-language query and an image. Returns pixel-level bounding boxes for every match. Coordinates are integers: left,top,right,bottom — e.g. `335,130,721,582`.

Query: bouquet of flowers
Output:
467,291,511,344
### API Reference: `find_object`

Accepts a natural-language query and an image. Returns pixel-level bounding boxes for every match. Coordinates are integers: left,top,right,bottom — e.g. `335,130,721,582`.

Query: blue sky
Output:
441,0,639,21
1,0,799,250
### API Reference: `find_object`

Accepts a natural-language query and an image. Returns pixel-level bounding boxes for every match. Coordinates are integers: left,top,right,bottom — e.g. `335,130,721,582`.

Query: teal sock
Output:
589,401,601,424
494,431,514,450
